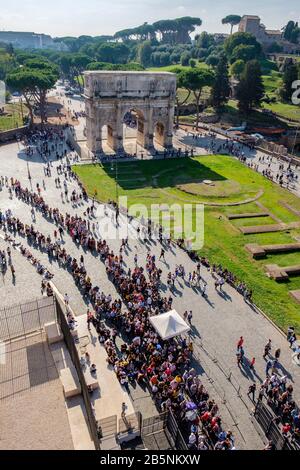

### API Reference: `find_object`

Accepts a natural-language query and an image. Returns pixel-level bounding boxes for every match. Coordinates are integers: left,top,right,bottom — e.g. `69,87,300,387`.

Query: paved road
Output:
1,140,300,449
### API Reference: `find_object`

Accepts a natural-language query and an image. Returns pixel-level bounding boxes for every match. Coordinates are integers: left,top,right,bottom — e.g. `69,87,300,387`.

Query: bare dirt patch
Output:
176,179,242,198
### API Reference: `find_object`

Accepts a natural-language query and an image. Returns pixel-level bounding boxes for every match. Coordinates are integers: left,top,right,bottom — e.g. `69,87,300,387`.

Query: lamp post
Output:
291,125,299,157
111,159,119,203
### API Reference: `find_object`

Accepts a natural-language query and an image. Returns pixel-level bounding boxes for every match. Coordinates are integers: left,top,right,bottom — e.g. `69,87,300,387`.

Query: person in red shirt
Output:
282,423,291,435
201,411,211,423
250,357,256,370
237,336,244,350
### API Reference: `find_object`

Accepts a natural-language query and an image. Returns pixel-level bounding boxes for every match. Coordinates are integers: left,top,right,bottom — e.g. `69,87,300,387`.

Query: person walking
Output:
250,357,256,371
263,340,272,359
266,359,272,376
10,264,15,279
237,336,244,350
121,402,127,419
247,383,256,402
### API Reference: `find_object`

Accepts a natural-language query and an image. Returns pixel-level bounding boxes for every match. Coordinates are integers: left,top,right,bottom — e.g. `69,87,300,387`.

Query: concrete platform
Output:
245,244,266,259
240,221,300,235
265,264,300,281
240,224,286,234
44,321,64,344
290,290,300,304
83,369,99,391
246,242,300,259
60,367,81,398
75,315,135,423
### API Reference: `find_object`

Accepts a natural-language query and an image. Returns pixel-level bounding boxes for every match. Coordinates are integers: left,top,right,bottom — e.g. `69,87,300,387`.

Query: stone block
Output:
44,321,63,344
60,367,81,398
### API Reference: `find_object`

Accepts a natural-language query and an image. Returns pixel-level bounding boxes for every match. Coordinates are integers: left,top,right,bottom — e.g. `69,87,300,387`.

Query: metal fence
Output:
0,296,56,342
166,411,188,450
55,296,101,450
119,412,141,436
142,412,169,436
254,400,295,450
141,411,188,450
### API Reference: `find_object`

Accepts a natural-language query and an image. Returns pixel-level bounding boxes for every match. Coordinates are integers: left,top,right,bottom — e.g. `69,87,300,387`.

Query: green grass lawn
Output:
0,103,27,131
261,101,300,122
73,155,300,333
262,71,282,98
147,62,210,73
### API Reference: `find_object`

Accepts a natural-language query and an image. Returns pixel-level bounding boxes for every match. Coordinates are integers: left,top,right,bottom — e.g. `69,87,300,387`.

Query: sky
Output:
0,0,299,38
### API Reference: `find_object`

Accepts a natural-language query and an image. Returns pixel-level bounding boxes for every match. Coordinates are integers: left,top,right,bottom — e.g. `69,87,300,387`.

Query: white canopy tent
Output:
149,310,190,341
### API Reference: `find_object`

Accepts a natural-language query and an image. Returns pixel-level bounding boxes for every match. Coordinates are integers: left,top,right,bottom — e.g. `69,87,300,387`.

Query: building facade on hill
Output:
0,31,67,51
238,15,300,54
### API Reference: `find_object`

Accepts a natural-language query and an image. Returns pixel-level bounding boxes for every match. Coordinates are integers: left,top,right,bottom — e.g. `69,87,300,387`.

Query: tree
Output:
70,54,91,90
138,41,152,67
189,59,196,68
224,32,262,62
153,17,202,44
211,54,231,110
179,67,215,129
173,68,192,126
230,59,245,78
7,59,58,126
280,63,299,102
266,42,284,53
180,51,192,66
231,44,257,63
290,27,300,44
196,31,215,49
96,43,130,64
236,60,264,113
175,17,202,44
283,21,299,42
0,48,16,81
205,55,219,67
222,15,242,35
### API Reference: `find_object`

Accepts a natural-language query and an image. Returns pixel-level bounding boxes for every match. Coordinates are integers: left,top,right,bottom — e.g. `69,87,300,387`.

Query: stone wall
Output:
0,125,29,144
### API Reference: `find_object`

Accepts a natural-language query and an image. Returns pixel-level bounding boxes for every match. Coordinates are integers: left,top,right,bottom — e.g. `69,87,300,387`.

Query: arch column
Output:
164,103,175,148
136,110,150,149
146,106,154,149
112,103,124,153
86,104,102,154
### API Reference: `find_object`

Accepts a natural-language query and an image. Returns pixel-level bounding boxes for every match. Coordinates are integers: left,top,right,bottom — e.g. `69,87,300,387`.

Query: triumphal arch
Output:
84,71,176,154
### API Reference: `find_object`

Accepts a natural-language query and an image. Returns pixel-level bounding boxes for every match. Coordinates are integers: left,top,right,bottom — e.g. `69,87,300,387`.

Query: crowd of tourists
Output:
0,176,239,450
258,330,300,447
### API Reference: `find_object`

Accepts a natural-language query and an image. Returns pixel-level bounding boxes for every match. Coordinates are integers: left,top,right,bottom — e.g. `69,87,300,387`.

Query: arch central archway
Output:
122,108,149,154
154,122,166,149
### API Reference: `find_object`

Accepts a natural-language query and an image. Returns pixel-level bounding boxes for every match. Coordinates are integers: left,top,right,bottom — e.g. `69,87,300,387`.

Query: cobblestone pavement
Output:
0,237,43,307
1,139,300,449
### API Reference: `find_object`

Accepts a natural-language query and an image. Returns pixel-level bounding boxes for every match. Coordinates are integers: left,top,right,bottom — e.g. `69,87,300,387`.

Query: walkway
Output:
0,136,300,449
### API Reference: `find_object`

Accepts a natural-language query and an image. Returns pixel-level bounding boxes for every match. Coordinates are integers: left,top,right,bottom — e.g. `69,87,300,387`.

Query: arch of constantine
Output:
84,71,176,154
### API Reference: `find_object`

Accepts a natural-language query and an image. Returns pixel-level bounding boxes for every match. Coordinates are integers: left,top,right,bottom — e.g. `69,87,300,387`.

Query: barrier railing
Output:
55,296,101,450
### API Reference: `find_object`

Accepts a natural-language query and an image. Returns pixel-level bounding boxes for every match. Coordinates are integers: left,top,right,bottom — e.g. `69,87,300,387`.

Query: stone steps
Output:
246,242,300,258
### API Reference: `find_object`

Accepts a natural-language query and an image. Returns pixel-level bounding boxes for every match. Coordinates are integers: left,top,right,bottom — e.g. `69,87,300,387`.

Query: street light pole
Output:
291,126,299,157
115,157,119,202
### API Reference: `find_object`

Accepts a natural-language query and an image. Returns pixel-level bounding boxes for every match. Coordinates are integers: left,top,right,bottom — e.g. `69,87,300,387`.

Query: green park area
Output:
74,155,300,334
0,103,27,131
